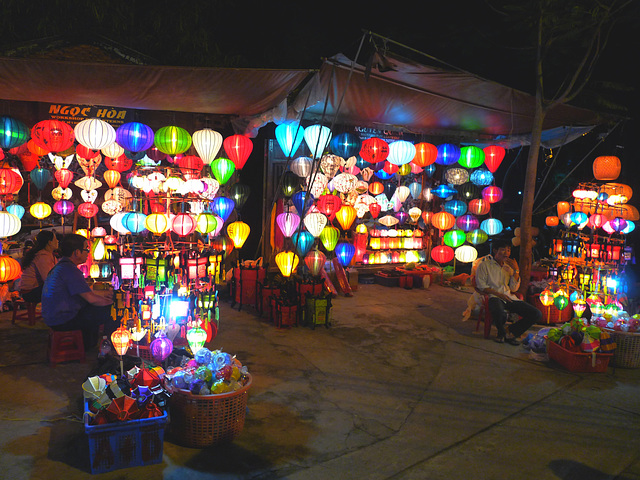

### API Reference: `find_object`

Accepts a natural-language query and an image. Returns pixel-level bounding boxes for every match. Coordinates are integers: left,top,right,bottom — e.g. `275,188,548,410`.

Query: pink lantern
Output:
276,212,301,238
482,186,503,204
172,213,196,236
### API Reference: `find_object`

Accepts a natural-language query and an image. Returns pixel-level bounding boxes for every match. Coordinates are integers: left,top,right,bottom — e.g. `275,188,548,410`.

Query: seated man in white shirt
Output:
474,239,542,344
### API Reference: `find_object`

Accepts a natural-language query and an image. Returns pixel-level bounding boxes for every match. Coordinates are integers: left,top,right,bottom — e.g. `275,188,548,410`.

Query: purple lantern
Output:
116,122,155,153
150,331,173,363
53,200,74,216
396,211,409,225
276,212,301,237
456,214,480,232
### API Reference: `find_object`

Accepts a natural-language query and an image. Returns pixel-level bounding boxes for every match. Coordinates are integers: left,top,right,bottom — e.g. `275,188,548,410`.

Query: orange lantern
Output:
111,327,131,355
412,142,438,167
545,216,560,227
335,205,356,230
0,255,22,282
103,169,121,189
431,211,455,231
468,198,491,215
26,138,50,157
421,211,432,225
557,201,571,217
369,181,384,196
539,289,554,307
227,221,250,248
593,156,621,181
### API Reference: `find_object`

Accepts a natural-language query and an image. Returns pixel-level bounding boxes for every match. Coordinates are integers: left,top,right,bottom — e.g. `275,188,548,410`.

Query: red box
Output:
547,339,612,373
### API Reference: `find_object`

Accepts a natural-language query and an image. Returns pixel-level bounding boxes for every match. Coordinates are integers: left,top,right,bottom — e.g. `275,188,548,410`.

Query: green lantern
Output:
196,213,218,234
319,226,340,252
443,229,466,248
554,293,569,310
458,146,485,169
210,157,236,185
466,228,488,245
154,125,192,155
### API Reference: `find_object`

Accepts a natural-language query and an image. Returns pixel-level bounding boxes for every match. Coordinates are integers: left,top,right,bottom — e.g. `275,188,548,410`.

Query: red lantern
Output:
105,154,132,172
360,137,389,163
369,202,381,219
412,142,438,167
177,155,204,180
18,151,39,172
76,144,101,159
482,186,503,204
54,168,74,189
78,202,99,218
223,134,253,170
382,161,399,175
211,236,234,255
483,145,505,173
316,194,342,218
431,245,454,264
172,213,196,236
111,326,132,356
0,168,23,196
31,120,75,153
421,211,432,225
369,181,384,196
0,255,22,282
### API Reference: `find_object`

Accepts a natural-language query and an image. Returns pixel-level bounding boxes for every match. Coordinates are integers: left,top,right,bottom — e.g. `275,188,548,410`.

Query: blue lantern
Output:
116,122,155,152
292,191,311,215
123,212,147,234
335,242,356,267
330,132,362,159
435,144,460,165
6,204,25,219
275,122,305,158
432,184,457,199
622,220,635,234
374,169,394,180
408,182,422,200
210,197,235,223
355,156,369,170
30,168,51,190
444,200,467,217
470,169,494,186
425,164,436,178
0,116,30,149
481,218,503,236
292,231,314,257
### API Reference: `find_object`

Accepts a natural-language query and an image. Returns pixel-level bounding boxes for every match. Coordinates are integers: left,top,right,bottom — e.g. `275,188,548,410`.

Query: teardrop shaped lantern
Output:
229,183,250,209
0,116,30,149
435,143,460,166
116,122,155,153
281,171,299,197
458,146,485,168
192,128,223,165
292,191,310,215
359,137,389,163
330,132,361,159
31,119,75,153
227,221,250,248
276,122,305,158
319,226,340,251
224,134,253,170
335,242,356,267
103,169,121,189
276,212,301,238
177,155,204,181
317,194,342,218
210,157,236,185
210,196,235,222
412,142,437,167
275,251,299,277
154,126,192,155
303,212,328,237
74,118,116,151
30,168,51,190
6,204,25,220
304,249,326,276
483,145,505,173
292,231,315,257
172,213,197,237
335,205,356,231
304,125,332,159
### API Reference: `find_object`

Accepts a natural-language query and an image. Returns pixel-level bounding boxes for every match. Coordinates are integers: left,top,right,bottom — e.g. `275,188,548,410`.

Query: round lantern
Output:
105,154,132,172
303,212,328,237
172,213,197,237
480,218,503,236
276,122,305,157
0,168,24,196
319,226,339,251
335,205,356,230
223,134,253,170
74,118,116,151
275,251,299,277
145,213,170,235
195,213,218,235
102,142,125,160
622,220,636,234
330,132,361,158
610,217,627,232
6,204,25,220
291,156,313,178
31,120,74,153
0,116,30,149
186,327,208,355
333,172,357,194
369,181,384,196
435,143,460,165
0,255,22,282
317,194,342,218
386,140,416,166
455,245,478,263
545,216,560,227
292,231,314,256
210,196,235,222
466,228,488,245
458,183,479,201
431,211,456,231
470,169,494,186
0,211,21,238
304,125,332,159
445,167,470,185
557,201,571,217
123,212,147,234
154,126,192,155
360,137,389,163
227,221,250,248
116,122,155,153
458,146,485,168
276,212,301,238
335,242,356,267
483,145,505,173
30,202,52,220
210,157,236,185
482,186,503,203
150,331,173,363
443,229,466,248
412,142,437,167
78,202,99,219
456,214,479,232
444,200,467,217
191,128,223,165
593,156,621,181
27,138,49,157
431,245,454,264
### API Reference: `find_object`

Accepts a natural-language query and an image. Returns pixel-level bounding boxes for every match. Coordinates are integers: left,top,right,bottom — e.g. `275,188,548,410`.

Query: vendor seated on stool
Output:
474,238,542,345
19,230,58,304
42,234,117,350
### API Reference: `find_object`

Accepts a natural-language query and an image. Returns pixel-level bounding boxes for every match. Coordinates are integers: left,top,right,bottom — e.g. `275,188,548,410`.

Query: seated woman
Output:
19,231,58,304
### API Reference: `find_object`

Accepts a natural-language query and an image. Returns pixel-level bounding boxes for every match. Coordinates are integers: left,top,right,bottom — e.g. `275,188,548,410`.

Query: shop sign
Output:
47,103,132,128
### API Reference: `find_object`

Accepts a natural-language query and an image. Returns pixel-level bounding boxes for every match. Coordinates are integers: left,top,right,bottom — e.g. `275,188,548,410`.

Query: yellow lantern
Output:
335,205,356,231
111,326,131,356
195,213,218,234
355,223,368,235
89,263,101,279
145,213,170,235
227,221,250,248
75,229,88,238
30,202,52,220
275,251,299,277
92,238,106,261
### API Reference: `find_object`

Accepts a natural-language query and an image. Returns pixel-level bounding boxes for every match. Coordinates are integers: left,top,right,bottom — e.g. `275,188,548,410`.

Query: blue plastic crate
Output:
84,401,167,474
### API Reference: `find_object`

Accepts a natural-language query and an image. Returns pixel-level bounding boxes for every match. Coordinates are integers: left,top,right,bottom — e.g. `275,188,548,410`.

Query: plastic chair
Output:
48,329,85,366
11,299,41,326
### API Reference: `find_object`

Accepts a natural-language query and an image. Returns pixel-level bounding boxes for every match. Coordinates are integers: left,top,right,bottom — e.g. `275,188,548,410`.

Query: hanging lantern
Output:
480,218,503,236
195,213,218,235
557,201,571,217
379,215,399,227
458,146,485,168
74,118,116,151
445,167,470,185
104,154,132,172
145,213,170,235
150,331,173,363
210,196,235,222
223,134,253,170
102,169,121,189
30,202,52,220
29,168,51,190
431,245,454,263
369,203,381,219
458,183,479,201
102,142,125,161
470,169,494,186
304,125,332,159
359,137,389,163
276,212,301,237
6,204,25,220
335,242,356,267
192,128,223,164
281,171,299,198
443,229,466,248
408,207,422,223
276,122,306,157
0,168,23,196
432,211,456,231
468,198,490,215
172,213,197,237
386,140,416,166
435,144,460,165
432,184,457,199
303,212,328,237
31,120,75,153
78,202,99,219
0,116,30,149
210,157,236,185
0,211,21,238
545,216,560,227
412,142,437,167
482,186,503,203
456,214,479,232
330,132,361,158
335,205,356,230
539,289,555,307
466,228,488,245
444,200,467,217
177,155,204,180
317,194,342,218
154,126,192,155
229,183,250,209
291,156,313,178
319,226,339,251
333,173,358,194
554,292,570,310
186,327,208,355
483,145,505,172
369,181,384,196
115,122,155,153
455,245,478,263
304,249,326,276
593,156,621,181
227,221,250,248
292,231,314,256
0,255,22,283
211,236,234,255
123,212,147,234
610,217,627,232
275,251,299,277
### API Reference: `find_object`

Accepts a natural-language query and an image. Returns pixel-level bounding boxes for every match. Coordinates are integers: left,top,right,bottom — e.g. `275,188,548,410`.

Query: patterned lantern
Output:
412,142,437,167
30,202,52,220
455,245,478,263
78,202,99,219
458,146,485,168
319,226,340,251
435,144,460,165
482,186,503,203
369,181,384,196
0,168,23,196
335,205,356,230
470,169,494,186
0,255,22,282
443,229,466,248
0,116,30,149
445,167,470,185
303,212,328,237
483,145,505,173
186,327,207,355
431,245,454,263
150,331,173,363
104,154,132,173
145,213,170,235
359,137,389,163
172,213,197,237
275,251,299,277
210,157,236,185
480,218,503,236
210,196,235,222
304,249,326,276
369,203,381,219
116,122,155,153
317,194,342,218
276,123,305,157
335,242,356,267
333,172,358,194
539,289,555,307
432,211,456,231
227,221,250,248
593,156,621,181
31,120,74,153
223,134,253,170
408,207,422,223
277,212,301,238
387,140,416,166
0,211,21,238
74,118,116,151
291,156,313,178
154,126,192,155
192,128,223,164
177,155,204,181
304,125,332,159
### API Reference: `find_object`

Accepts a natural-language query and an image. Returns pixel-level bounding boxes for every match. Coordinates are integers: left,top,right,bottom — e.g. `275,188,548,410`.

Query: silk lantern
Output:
458,146,484,168
116,122,155,153
435,143,460,165
229,183,250,209
210,157,236,184
319,226,339,251
276,212,301,237
104,154,132,172
0,116,30,149
482,186,503,203
292,191,310,215
123,212,147,234
317,194,342,218
304,249,326,276
150,331,173,363
432,211,455,231
431,245,454,263
275,251,299,277
335,205,356,230
78,202,99,218
387,140,416,166
74,118,116,151
30,168,51,190
31,120,74,153
593,156,621,181
335,242,356,267
210,196,235,222
145,213,170,235
456,214,479,232
443,229,466,248
276,122,305,157
195,213,218,234
292,231,314,256
103,169,121,189
223,134,253,169
227,221,250,248
281,171,299,197
412,142,437,167
444,200,467,217
0,168,23,196
455,245,478,263
480,218,503,236
483,145,505,173
467,229,488,245
172,213,197,237
360,137,389,163
192,128,223,164
291,156,313,178
30,202,52,220
177,155,204,180
186,327,208,355
468,198,491,215
0,255,22,282
154,126,191,155
470,169,493,186
303,212,327,237
330,132,361,158
432,184,457,199
6,204,25,220
304,125,332,159
445,167,469,185
0,211,21,238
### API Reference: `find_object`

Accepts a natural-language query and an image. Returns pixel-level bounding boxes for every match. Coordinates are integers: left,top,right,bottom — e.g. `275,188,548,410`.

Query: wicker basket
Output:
604,329,640,368
168,374,252,448
528,295,572,324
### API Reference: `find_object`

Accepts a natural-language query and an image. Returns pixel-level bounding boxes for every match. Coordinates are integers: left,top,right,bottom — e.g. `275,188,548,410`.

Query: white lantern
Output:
192,128,223,165
101,142,124,159
0,211,21,238
332,173,358,194
110,212,131,234
303,212,327,237
74,118,116,151
303,125,332,159
408,207,422,223
306,172,329,197
387,140,416,166
291,156,313,178
395,186,411,203
455,245,478,263
379,215,399,227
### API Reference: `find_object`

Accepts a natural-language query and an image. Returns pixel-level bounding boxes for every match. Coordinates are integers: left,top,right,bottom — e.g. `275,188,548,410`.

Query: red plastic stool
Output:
48,329,85,366
11,300,41,326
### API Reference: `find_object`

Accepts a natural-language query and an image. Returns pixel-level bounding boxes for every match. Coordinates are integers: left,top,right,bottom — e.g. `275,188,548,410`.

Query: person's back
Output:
42,256,90,327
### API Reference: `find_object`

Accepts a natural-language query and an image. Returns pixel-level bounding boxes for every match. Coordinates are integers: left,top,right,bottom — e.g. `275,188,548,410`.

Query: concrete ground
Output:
1,281,639,480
